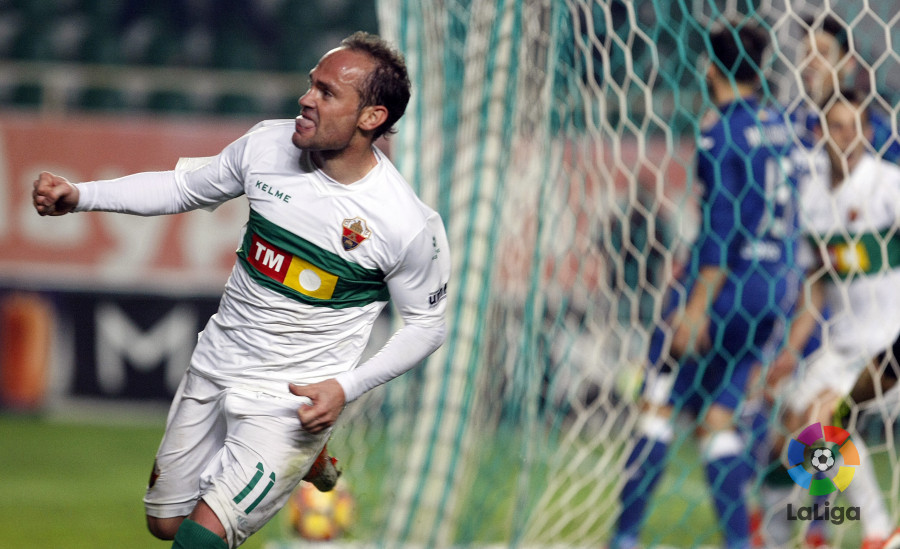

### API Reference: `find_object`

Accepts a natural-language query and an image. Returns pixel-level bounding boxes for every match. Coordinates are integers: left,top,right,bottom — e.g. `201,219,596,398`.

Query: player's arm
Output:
35,171,188,217
291,215,451,433
669,265,726,358
669,129,736,358
337,215,450,401
33,129,254,217
766,270,825,390
33,167,240,217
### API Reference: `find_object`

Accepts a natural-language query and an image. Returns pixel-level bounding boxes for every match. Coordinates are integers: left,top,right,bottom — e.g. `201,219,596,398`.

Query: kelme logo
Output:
787,422,859,495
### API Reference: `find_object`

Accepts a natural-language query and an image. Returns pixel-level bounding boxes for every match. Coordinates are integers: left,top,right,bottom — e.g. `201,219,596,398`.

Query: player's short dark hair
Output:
708,21,770,84
340,32,411,140
835,86,865,106
804,14,850,54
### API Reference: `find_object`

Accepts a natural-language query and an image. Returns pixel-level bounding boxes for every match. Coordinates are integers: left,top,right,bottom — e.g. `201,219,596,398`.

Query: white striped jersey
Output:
799,153,900,355
76,119,451,401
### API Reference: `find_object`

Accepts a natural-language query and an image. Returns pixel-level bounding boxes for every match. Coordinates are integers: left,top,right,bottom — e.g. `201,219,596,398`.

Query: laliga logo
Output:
787,422,859,495
785,422,861,525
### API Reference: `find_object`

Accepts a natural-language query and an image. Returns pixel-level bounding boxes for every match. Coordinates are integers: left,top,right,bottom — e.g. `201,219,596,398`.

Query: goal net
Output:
275,1,900,547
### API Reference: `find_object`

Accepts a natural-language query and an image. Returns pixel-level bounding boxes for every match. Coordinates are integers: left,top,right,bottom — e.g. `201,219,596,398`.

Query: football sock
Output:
757,483,794,548
614,433,670,544
703,430,751,549
805,494,829,541
844,436,891,538
614,413,674,544
739,398,772,469
172,519,228,549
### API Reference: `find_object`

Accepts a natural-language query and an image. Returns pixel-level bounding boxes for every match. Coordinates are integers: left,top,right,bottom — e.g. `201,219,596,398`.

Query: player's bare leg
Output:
147,500,227,548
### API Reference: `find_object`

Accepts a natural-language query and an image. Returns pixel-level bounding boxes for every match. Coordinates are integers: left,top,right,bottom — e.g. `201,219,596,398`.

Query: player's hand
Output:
32,171,80,216
765,349,797,394
669,310,711,358
289,379,346,434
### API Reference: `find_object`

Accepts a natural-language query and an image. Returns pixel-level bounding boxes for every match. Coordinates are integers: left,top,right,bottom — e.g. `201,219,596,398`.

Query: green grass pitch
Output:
1,411,888,548
0,413,285,548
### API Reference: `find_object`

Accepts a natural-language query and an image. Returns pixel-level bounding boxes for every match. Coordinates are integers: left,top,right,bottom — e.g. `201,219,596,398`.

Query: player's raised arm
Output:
32,171,80,216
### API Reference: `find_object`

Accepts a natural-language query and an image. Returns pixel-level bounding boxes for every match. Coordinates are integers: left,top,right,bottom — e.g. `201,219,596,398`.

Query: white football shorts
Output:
144,370,330,548
785,346,868,416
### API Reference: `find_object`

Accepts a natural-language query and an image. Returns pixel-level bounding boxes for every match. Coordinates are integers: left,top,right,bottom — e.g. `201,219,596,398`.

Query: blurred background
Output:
0,0,378,117
1,1,900,548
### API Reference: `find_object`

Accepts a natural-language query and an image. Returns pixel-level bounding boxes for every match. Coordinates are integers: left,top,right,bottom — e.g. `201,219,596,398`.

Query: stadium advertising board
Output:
0,113,253,403
0,113,252,291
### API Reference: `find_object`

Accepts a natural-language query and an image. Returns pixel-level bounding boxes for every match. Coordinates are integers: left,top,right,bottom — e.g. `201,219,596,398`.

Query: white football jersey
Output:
800,153,900,355
77,120,451,400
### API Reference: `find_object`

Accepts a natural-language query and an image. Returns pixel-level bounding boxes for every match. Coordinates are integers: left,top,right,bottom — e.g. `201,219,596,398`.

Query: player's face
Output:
801,32,844,103
292,48,374,152
823,101,868,167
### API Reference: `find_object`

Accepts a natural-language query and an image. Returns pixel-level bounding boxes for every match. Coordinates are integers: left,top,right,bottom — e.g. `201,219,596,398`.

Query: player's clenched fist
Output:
32,171,80,216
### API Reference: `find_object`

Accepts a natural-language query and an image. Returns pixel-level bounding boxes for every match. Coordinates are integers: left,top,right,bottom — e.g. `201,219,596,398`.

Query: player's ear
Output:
358,105,388,133
862,117,874,143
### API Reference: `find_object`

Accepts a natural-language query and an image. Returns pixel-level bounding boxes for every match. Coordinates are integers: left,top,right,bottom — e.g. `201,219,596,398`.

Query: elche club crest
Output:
342,217,372,251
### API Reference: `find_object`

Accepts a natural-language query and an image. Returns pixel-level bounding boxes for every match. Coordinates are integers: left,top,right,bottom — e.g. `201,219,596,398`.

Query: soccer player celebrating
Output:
32,32,451,549
609,20,803,549
762,88,900,549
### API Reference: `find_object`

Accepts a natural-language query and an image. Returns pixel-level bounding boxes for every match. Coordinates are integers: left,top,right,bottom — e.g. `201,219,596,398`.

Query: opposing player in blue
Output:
610,20,802,549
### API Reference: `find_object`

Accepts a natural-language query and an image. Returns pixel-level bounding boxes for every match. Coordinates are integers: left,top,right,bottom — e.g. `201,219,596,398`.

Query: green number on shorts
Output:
233,463,264,504
232,462,277,514
244,472,276,514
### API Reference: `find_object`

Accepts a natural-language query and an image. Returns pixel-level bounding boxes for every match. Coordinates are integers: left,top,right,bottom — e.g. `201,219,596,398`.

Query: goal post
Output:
279,2,900,547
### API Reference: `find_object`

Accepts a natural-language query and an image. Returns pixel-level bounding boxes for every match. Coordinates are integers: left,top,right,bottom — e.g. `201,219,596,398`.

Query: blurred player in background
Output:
32,32,451,549
609,20,803,549
748,15,900,546
761,88,900,549
794,15,900,162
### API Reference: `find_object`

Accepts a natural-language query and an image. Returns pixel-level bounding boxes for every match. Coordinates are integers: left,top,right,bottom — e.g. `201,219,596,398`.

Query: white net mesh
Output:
272,2,900,547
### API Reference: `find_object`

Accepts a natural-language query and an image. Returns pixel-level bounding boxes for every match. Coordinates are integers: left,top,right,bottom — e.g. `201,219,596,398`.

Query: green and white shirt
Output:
799,152,900,355
75,120,450,401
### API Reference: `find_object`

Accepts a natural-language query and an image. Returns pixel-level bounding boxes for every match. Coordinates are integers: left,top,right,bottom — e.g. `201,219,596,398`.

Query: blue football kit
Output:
613,96,802,549
651,96,803,412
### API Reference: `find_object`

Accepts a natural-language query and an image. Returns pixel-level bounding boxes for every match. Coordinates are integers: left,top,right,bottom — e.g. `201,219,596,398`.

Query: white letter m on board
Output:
95,303,196,394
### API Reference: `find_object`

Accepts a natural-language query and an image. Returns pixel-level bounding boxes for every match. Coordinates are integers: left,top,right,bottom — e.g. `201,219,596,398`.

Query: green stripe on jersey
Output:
814,227,900,278
237,209,390,309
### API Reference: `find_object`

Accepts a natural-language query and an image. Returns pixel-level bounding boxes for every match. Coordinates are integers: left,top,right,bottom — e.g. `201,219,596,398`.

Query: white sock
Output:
759,483,797,548
844,436,891,538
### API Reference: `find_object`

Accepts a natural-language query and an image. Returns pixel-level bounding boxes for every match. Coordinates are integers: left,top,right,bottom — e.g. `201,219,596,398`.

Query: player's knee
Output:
146,514,182,540
700,429,744,461
636,412,674,444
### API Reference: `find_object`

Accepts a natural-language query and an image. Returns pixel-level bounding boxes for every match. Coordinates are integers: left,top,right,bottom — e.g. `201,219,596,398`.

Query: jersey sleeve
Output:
73,126,255,215
334,212,451,402
384,212,451,327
